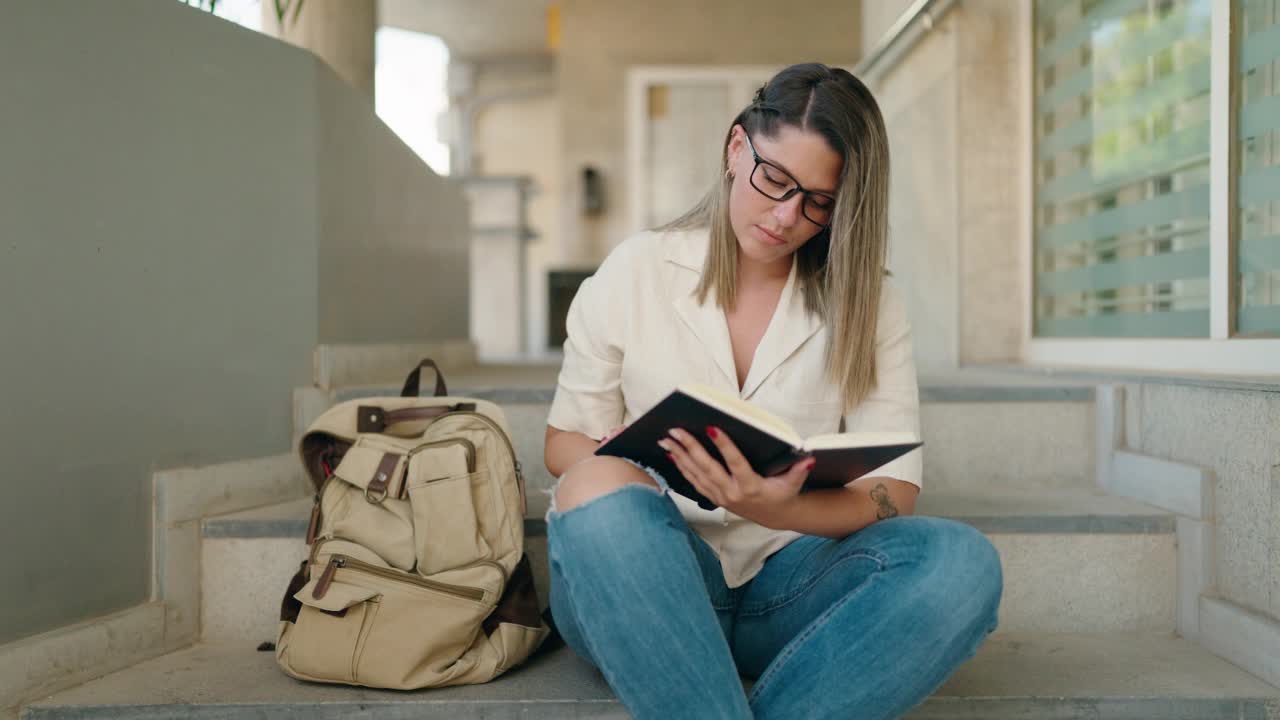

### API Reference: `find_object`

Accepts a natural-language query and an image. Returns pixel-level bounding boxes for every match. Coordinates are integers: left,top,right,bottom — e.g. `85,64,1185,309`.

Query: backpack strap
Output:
400,358,448,398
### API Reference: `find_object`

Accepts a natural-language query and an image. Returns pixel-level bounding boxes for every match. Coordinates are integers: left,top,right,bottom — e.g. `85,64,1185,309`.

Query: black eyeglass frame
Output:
741,131,837,228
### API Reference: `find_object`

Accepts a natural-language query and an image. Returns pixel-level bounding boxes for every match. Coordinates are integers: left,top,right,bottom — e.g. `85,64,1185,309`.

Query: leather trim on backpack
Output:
482,553,543,633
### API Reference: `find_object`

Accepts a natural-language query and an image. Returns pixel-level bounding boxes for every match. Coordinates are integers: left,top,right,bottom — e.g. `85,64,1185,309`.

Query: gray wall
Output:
315,79,470,343
0,0,467,645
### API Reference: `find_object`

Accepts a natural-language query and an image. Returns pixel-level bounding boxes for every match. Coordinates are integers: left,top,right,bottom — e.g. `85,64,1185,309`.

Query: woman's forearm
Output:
544,427,601,478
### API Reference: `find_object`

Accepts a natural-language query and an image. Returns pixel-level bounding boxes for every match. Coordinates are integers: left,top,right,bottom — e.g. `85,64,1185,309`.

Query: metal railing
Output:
853,0,959,81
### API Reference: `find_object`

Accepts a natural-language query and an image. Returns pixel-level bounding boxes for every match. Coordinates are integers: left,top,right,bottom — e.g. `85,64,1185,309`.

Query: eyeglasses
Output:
742,133,837,227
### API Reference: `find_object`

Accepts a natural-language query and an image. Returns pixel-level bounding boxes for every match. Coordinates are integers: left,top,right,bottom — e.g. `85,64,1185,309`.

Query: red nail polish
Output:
666,453,674,461
805,458,817,470
706,426,719,439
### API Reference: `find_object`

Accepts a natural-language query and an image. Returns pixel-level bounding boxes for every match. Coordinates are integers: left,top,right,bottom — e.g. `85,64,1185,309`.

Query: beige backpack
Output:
275,359,552,689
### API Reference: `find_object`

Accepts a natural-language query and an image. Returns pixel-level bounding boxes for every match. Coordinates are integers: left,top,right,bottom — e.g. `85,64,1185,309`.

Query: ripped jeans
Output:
543,462,1003,720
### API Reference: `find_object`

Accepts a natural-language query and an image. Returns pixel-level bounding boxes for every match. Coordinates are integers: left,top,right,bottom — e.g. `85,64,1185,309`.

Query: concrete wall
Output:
0,0,465,645
468,58,560,354
1123,384,1280,625
953,0,1027,367
380,0,553,59
873,9,961,372
859,0,1027,373
557,0,863,266
475,93,561,354
861,0,915,51
264,0,378,101
315,77,470,343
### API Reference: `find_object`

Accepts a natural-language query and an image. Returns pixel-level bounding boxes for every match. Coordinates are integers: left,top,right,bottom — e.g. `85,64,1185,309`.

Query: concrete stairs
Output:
20,365,1280,718
23,635,1280,719
195,487,1182,649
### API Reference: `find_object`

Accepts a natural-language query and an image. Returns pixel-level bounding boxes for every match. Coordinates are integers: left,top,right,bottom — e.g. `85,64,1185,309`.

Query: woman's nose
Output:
773,193,804,226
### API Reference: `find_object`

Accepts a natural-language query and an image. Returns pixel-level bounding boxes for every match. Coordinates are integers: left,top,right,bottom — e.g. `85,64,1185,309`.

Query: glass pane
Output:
1033,0,1213,338
1236,0,1280,336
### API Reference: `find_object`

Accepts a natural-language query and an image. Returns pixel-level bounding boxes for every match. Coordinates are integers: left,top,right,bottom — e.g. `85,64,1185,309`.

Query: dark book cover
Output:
595,388,921,510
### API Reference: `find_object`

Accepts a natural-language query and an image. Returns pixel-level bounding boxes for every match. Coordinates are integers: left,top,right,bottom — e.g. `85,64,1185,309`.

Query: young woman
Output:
541,63,1002,720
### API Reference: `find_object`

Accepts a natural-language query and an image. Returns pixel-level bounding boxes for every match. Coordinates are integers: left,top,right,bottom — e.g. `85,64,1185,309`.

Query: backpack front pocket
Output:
282,552,495,688
281,568,380,684
406,442,494,575
408,470,496,576
317,437,416,570
329,435,410,500
319,479,416,572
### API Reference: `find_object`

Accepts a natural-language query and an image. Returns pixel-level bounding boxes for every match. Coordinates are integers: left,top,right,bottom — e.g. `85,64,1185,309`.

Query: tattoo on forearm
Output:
870,483,899,520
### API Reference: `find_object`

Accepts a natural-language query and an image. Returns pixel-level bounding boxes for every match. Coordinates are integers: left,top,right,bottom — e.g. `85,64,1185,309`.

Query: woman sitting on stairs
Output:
542,62,1004,720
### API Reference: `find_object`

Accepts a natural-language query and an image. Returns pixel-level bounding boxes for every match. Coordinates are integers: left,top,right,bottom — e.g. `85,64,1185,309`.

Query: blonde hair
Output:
658,63,892,412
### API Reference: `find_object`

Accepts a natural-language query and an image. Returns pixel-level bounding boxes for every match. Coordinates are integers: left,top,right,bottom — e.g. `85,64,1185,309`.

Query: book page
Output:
802,431,919,451
679,383,803,447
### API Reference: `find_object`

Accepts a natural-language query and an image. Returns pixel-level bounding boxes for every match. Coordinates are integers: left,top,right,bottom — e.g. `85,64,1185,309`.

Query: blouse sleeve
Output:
842,280,924,489
545,243,632,441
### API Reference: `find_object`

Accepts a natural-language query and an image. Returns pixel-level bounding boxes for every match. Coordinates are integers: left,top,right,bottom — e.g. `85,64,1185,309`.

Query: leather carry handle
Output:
401,358,448,398
357,403,476,434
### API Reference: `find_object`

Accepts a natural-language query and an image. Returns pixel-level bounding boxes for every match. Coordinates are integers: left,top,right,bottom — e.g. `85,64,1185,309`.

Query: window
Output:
375,28,450,175
1028,0,1280,374
1238,0,1280,335
1033,0,1213,338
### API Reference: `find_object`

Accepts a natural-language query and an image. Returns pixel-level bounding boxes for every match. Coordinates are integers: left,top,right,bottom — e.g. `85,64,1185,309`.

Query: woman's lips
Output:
756,225,786,245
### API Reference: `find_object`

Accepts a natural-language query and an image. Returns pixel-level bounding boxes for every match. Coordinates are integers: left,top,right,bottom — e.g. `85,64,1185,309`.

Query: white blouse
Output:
546,227,923,587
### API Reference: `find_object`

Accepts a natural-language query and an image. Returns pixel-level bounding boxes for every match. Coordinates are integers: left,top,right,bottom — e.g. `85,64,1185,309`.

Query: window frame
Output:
1023,0,1280,375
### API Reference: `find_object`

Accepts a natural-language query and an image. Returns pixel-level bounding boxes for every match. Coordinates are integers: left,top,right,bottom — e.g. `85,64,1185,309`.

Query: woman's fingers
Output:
704,426,754,478
666,428,727,479
777,455,816,490
661,428,736,500
598,424,627,446
660,430,732,499
665,446,722,505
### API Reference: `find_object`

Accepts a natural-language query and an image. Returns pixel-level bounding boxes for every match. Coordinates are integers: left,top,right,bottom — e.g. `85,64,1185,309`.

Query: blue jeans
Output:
546,478,1003,720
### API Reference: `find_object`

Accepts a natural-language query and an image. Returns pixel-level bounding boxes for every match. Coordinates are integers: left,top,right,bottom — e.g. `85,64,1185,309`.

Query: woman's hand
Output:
658,426,814,528
597,425,628,447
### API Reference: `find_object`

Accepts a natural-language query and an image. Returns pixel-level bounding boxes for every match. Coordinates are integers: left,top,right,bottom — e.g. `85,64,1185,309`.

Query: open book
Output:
595,383,922,510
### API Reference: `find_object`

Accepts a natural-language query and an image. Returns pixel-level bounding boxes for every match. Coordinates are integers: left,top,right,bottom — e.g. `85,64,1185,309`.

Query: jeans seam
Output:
746,565,873,705
737,551,887,618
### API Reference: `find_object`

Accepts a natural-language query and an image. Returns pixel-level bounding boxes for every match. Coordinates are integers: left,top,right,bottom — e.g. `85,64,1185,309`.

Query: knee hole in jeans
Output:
553,456,661,514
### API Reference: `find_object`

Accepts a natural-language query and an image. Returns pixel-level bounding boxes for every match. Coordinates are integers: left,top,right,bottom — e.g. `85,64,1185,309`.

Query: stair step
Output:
199,487,1176,646
202,488,1175,540
306,370,1100,499
327,372,1096,405
329,385,1099,405
22,634,1279,719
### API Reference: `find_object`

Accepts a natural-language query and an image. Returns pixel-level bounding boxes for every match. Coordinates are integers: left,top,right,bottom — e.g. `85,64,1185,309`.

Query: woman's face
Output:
725,123,844,266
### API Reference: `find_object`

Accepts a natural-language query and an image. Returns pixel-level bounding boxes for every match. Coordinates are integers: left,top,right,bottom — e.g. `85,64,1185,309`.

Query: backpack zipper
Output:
408,437,477,471
306,473,340,545
308,481,511,599
313,554,488,603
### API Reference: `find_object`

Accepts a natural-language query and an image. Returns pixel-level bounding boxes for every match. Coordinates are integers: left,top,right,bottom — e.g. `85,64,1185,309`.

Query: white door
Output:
626,67,781,236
